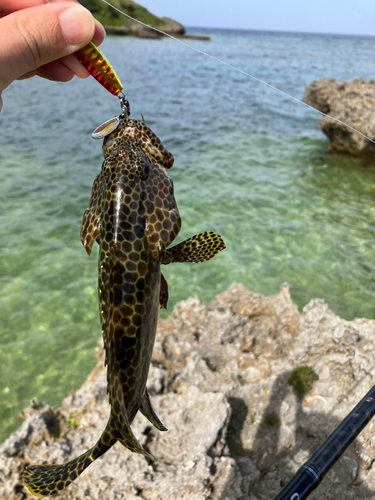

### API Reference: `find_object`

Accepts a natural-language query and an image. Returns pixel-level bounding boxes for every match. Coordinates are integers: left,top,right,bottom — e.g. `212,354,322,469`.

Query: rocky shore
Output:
304,78,375,158
1,283,375,499
80,0,209,40
105,18,209,41
105,17,182,39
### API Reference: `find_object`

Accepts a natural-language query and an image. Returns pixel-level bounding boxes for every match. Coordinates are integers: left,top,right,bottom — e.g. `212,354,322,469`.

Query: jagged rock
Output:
103,20,210,41
104,18,207,41
1,283,375,499
159,17,185,36
303,78,375,158
105,22,162,39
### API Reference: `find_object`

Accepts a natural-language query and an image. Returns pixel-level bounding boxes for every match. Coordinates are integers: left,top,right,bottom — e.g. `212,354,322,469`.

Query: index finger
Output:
0,0,106,45
0,0,73,17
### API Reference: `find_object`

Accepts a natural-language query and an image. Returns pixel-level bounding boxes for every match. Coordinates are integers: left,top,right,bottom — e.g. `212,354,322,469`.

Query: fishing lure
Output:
22,85,225,496
75,41,123,97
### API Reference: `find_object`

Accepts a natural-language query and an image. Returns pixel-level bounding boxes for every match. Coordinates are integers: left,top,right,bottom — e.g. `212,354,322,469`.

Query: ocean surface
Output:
0,28,375,443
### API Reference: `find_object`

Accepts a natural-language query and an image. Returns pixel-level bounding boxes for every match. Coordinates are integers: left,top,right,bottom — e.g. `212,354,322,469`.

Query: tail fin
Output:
23,418,116,497
23,448,94,497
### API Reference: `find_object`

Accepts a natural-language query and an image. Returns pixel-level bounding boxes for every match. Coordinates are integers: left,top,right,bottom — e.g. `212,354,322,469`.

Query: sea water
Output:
0,28,374,442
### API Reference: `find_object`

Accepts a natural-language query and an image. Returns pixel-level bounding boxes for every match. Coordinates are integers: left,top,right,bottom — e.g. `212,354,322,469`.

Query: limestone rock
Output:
303,78,375,158
1,283,375,498
105,22,162,39
159,17,185,36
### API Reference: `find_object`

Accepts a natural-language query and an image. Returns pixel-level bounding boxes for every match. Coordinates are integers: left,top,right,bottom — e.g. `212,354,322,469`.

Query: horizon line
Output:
185,25,375,40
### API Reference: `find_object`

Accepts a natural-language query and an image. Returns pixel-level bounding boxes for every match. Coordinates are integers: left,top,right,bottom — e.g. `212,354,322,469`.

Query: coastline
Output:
1,283,375,498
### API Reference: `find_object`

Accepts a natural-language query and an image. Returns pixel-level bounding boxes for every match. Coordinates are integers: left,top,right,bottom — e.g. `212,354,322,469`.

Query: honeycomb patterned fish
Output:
23,117,225,497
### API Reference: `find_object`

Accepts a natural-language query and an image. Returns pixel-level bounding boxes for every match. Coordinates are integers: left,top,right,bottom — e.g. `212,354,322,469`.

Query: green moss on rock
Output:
288,366,319,395
79,0,162,28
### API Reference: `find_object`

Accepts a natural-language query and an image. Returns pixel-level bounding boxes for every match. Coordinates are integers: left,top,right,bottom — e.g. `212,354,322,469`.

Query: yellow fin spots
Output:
23,481,44,497
163,231,225,264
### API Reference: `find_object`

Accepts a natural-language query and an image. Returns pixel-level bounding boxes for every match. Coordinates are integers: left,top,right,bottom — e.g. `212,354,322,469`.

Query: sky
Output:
139,0,375,37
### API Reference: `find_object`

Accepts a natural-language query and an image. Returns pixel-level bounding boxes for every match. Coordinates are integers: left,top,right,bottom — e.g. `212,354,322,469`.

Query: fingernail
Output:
59,5,95,46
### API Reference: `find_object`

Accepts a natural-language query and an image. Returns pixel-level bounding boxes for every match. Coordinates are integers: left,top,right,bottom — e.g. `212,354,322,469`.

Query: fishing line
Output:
100,0,375,146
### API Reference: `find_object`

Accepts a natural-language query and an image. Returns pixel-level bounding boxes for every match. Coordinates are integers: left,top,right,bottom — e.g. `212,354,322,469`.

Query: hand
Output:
0,0,106,111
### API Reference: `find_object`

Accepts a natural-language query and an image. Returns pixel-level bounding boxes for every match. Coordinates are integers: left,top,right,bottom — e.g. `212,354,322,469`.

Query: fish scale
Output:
23,117,225,497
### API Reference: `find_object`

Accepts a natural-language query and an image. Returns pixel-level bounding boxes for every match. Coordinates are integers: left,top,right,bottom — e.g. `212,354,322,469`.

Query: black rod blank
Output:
274,384,375,500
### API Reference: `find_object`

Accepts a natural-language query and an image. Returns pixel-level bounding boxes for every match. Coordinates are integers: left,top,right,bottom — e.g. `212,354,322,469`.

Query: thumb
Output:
0,2,95,91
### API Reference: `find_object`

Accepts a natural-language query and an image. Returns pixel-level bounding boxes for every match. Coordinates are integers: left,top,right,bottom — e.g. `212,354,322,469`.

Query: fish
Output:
22,116,225,497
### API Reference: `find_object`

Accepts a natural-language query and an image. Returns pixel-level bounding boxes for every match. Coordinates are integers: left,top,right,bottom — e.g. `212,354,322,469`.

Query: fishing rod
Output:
274,384,375,500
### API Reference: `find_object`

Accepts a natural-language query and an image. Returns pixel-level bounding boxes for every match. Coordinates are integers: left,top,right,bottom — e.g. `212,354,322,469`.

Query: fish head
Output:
102,118,174,169
101,118,181,258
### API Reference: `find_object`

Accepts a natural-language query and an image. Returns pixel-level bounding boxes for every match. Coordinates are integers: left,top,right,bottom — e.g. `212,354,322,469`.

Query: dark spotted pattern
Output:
23,118,225,497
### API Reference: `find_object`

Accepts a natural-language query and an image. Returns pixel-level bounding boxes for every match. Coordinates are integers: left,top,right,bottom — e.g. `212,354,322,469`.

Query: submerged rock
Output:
1,283,375,498
304,78,375,158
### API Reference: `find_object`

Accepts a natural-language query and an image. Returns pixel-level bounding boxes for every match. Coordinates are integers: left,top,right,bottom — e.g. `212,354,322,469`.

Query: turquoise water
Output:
0,29,375,442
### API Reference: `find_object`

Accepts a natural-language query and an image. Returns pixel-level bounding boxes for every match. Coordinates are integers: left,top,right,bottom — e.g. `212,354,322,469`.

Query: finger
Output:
0,2,95,91
17,60,75,82
0,0,75,17
35,60,74,81
92,18,106,46
59,53,91,78
0,0,106,46
52,0,107,45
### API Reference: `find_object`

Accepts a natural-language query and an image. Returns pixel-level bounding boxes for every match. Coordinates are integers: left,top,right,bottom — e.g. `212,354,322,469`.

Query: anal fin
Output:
111,413,154,459
140,389,167,432
111,401,154,459
107,358,154,459
161,231,225,265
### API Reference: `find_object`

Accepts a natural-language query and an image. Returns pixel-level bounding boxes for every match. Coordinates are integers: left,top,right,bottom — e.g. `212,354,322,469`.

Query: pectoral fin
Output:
161,231,225,265
159,273,169,309
80,173,103,256
140,389,167,432
81,207,101,255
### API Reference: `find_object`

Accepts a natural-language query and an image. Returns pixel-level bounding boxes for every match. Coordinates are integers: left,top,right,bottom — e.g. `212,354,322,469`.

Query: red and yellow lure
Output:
74,42,129,139
75,41,123,97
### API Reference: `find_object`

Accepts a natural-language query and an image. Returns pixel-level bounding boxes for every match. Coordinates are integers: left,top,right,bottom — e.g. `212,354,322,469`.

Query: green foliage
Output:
67,413,78,429
288,366,319,395
263,414,278,426
79,0,162,27
226,428,235,435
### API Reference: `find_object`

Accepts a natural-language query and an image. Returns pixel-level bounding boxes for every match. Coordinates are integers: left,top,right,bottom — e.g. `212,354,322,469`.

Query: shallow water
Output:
0,29,374,442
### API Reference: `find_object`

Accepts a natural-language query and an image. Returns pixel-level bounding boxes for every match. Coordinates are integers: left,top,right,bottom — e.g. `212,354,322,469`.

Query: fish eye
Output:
134,157,150,181
144,161,150,178
138,159,149,181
